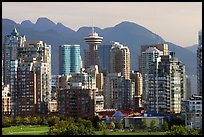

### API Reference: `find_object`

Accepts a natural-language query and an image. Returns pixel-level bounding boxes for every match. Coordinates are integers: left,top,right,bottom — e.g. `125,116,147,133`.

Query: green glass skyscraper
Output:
59,44,81,76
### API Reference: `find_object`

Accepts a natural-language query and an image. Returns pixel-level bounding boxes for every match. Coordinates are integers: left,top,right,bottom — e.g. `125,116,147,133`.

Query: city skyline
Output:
2,2,202,48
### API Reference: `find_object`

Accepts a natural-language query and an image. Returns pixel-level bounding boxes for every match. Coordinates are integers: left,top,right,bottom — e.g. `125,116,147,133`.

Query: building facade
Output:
59,44,81,76
13,40,51,117
140,45,164,107
110,42,130,79
197,30,202,96
98,44,112,74
130,71,143,112
147,53,186,114
103,73,135,110
2,84,11,116
3,28,26,86
57,72,96,118
3,29,26,116
182,95,202,129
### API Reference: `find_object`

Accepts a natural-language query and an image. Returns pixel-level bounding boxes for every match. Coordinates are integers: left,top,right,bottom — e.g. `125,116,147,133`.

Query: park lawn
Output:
94,130,167,135
2,126,167,135
2,125,50,135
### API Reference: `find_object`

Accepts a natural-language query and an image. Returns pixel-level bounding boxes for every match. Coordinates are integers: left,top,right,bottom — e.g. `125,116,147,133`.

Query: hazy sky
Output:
2,2,202,47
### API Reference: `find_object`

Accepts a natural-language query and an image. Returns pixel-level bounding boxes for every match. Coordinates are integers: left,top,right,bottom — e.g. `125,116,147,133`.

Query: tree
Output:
42,117,48,125
140,121,147,130
91,115,100,129
14,116,22,125
189,129,200,135
109,122,115,130
76,119,94,135
169,116,184,127
48,118,95,135
162,121,169,131
31,117,38,125
2,116,13,127
23,117,31,125
117,122,123,129
166,125,201,135
150,120,157,131
36,116,42,125
97,122,107,131
48,116,60,127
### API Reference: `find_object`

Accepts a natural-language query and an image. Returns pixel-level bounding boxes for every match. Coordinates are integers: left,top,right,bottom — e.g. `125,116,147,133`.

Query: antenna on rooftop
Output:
92,18,94,33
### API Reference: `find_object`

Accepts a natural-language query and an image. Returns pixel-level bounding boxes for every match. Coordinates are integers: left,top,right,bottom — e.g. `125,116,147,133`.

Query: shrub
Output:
117,122,123,129
2,116,13,127
47,116,60,127
140,121,147,130
97,122,107,131
14,116,22,125
91,115,100,129
31,117,38,125
150,120,157,131
42,117,48,125
23,117,31,125
162,121,169,131
166,125,201,135
36,116,42,125
109,122,115,130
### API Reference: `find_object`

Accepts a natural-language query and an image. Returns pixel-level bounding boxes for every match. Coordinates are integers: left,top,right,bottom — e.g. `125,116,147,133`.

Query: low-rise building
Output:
124,115,164,129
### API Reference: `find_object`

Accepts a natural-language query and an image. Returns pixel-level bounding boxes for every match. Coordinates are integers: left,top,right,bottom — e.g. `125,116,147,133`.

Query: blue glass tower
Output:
59,45,81,76
98,44,112,74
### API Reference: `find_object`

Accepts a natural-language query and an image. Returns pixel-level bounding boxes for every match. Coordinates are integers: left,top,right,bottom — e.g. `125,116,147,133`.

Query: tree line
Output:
2,115,202,135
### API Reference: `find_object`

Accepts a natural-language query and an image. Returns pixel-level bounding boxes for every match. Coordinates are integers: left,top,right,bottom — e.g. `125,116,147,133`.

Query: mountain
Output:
2,17,196,76
186,44,198,54
21,20,34,28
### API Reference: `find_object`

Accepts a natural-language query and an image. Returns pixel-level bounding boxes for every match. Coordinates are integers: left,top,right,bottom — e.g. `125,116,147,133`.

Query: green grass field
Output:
2,125,50,135
2,126,167,135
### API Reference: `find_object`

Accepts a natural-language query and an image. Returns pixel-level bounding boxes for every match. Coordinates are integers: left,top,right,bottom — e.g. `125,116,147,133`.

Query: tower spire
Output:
92,19,94,34
11,27,18,35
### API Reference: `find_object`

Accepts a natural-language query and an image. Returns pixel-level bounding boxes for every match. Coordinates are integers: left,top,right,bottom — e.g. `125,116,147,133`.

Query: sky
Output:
2,2,202,47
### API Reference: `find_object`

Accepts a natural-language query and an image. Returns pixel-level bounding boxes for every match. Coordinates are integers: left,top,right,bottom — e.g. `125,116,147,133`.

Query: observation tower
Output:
84,27,103,67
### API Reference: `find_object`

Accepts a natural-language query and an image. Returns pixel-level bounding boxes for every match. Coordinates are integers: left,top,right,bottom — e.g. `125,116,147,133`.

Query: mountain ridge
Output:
2,17,196,76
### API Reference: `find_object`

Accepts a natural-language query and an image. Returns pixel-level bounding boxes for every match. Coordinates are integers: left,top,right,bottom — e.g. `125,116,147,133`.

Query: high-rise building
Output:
3,28,26,116
185,75,192,100
139,43,186,113
138,43,168,73
3,28,26,86
57,72,96,118
103,73,135,110
197,30,202,96
13,40,51,116
140,45,164,106
130,71,143,112
84,28,103,68
98,44,112,74
96,73,104,96
59,44,81,76
147,53,185,113
110,42,130,79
